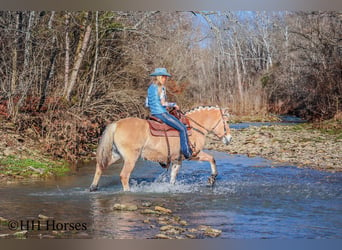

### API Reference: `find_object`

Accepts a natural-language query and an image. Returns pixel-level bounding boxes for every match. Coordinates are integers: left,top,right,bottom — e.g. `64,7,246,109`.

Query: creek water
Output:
0,150,341,239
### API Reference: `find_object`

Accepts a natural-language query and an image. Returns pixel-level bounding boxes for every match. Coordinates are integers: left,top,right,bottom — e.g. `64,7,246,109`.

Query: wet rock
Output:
42,235,56,239
38,214,52,220
52,230,66,235
165,228,181,235
143,219,152,224
155,206,172,214
13,230,28,238
140,209,159,215
155,233,173,239
141,201,152,207
204,228,222,237
179,220,188,226
172,215,181,222
0,216,8,223
160,225,186,234
112,203,138,211
187,228,198,233
197,225,222,237
160,225,175,231
157,217,170,225
185,233,197,239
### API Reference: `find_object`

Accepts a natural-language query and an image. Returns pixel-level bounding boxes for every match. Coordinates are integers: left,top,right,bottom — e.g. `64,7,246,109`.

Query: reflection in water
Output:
0,151,341,239
89,194,157,239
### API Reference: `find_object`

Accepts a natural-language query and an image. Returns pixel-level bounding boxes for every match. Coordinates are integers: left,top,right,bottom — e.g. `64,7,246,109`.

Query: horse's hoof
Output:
159,162,168,168
207,174,217,187
89,185,98,192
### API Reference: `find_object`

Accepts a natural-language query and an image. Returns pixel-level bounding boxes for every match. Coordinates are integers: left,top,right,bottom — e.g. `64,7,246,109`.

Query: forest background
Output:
0,11,341,162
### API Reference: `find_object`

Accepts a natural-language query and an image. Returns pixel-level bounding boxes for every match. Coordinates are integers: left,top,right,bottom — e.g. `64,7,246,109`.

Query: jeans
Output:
153,112,193,158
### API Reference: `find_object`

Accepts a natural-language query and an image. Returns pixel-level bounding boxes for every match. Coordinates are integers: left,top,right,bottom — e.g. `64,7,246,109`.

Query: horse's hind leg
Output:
120,151,140,191
89,153,120,192
120,161,137,192
89,163,103,192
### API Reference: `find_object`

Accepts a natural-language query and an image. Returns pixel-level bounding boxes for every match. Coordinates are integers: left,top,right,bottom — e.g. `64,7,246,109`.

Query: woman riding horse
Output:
145,68,194,159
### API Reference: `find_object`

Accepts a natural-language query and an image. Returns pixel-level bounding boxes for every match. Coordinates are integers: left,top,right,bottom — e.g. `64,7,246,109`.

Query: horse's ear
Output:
222,108,230,117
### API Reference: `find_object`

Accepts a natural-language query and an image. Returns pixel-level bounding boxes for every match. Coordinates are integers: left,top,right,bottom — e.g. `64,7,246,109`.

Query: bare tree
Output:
64,12,92,101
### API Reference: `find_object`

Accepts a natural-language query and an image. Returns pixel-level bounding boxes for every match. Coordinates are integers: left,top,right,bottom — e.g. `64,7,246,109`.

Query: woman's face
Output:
159,75,168,84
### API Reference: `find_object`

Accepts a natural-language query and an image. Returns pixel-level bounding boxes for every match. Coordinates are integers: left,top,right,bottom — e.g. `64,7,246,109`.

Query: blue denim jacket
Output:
145,83,175,115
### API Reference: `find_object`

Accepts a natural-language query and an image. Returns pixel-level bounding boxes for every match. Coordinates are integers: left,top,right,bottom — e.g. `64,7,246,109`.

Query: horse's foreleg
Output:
170,163,181,185
196,151,218,186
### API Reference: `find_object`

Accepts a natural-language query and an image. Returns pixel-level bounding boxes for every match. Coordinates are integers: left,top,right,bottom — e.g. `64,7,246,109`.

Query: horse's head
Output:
186,106,232,145
212,108,232,145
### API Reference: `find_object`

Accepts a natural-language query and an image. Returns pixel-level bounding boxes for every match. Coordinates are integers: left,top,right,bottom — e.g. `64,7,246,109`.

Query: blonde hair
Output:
151,76,164,86
151,76,165,95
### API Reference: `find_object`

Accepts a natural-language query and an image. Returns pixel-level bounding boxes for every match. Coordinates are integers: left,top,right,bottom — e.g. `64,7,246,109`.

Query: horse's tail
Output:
96,122,119,170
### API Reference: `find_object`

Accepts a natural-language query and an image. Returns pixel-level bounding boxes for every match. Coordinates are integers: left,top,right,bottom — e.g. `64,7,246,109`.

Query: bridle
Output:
186,108,229,140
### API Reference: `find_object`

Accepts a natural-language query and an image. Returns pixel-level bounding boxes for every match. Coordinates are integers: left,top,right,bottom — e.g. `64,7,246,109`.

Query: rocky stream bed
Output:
206,123,342,172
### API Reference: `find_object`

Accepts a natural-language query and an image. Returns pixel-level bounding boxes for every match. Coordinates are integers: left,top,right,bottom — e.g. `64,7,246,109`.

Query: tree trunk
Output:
63,12,70,98
64,18,92,101
38,11,57,111
86,11,99,103
8,11,21,119
233,40,244,106
18,11,35,92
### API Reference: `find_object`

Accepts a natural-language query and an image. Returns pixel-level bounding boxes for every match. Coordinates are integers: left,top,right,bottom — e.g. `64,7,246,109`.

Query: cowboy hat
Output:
149,68,172,77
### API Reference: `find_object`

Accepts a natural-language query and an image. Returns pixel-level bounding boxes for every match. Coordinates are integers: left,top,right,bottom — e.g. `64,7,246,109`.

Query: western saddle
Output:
146,109,192,137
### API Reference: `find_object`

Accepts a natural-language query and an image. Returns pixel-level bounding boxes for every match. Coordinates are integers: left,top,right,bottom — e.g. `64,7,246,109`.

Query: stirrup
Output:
185,150,200,160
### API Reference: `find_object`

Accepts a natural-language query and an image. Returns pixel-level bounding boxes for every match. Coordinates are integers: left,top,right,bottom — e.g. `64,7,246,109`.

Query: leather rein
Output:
185,108,228,140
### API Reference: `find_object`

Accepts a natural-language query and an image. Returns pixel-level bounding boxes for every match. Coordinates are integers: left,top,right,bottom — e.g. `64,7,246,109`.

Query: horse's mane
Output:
185,105,220,115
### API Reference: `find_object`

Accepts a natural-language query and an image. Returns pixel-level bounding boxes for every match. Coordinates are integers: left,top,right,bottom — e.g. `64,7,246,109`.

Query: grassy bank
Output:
0,155,70,179
0,119,71,180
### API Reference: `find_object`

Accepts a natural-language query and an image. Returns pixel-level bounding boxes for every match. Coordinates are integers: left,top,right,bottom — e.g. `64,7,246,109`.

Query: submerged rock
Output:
154,206,172,214
38,214,52,220
185,233,196,239
197,225,222,237
160,225,175,231
141,201,152,207
154,233,173,239
179,220,188,226
140,209,159,215
0,216,8,223
112,203,138,211
13,230,28,238
204,228,222,238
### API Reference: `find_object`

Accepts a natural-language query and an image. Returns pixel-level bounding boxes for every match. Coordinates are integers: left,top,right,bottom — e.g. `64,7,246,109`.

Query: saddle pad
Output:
147,119,192,137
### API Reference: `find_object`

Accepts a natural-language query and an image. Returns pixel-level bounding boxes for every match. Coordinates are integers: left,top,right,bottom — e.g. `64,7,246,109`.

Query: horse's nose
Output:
222,135,232,145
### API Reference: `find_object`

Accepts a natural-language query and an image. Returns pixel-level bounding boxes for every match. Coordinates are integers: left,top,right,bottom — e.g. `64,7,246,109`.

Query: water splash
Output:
129,171,202,193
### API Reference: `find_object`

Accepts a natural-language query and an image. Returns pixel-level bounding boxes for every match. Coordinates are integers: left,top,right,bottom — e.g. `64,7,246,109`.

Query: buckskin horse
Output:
89,106,232,192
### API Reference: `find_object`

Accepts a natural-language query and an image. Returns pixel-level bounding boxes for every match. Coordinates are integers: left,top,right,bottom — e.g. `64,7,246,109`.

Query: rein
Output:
185,108,227,140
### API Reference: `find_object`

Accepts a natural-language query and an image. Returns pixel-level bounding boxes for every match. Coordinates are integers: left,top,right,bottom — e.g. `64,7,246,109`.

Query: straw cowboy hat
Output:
149,68,172,77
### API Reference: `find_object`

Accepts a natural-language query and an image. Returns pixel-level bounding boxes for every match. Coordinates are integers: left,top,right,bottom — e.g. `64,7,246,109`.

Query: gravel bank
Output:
205,124,342,172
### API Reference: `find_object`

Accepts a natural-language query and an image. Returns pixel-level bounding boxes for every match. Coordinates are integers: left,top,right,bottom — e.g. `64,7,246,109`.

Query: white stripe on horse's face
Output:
222,134,232,145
